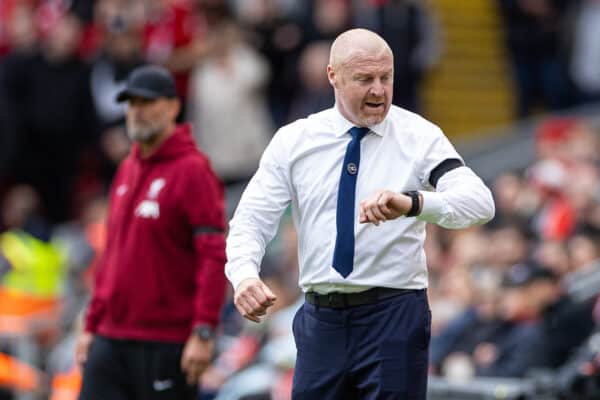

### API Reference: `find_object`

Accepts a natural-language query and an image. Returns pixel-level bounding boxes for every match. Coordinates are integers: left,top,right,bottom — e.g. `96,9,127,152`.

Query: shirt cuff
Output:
226,262,261,291
417,190,447,221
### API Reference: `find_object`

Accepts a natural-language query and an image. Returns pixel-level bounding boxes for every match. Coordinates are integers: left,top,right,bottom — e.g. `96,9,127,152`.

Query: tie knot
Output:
348,127,370,141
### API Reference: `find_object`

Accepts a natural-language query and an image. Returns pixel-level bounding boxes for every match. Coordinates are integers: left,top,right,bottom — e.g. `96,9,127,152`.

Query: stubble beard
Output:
127,120,161,143
354,97,389,127
357,111,386,127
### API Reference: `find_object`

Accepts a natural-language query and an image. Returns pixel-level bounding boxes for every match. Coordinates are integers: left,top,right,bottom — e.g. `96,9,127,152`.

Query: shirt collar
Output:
332,104,389,138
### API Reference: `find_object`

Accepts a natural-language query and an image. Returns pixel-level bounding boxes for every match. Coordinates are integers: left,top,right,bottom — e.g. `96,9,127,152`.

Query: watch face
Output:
195,326,213,340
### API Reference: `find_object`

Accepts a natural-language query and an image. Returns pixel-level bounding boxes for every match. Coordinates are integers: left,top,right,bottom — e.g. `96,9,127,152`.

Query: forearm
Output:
165,42,209,73
225,159,291,289
84,256,108,333
193,235,227,329
225,230,264,290
225,201,287,289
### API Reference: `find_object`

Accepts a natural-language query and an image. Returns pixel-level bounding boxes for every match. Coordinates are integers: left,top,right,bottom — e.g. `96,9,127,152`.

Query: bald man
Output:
225,29,495,399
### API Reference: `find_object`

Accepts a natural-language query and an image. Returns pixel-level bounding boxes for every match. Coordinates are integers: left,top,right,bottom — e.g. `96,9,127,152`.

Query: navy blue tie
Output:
332,126,370,278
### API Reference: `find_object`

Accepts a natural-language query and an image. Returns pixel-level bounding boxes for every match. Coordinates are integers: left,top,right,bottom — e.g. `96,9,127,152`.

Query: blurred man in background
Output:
76,65,227,399
0,10,97,224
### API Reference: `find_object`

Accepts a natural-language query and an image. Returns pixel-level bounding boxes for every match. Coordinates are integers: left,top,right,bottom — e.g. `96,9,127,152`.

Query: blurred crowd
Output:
428,117,600,398
0,0,600,399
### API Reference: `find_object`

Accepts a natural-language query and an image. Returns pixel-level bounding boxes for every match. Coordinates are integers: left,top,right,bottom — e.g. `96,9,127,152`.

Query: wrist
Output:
230,266,261,292
402,190,422,217
192,324,215,341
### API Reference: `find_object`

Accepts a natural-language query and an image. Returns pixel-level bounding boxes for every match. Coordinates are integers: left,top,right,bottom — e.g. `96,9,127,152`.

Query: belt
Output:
305,287,418,309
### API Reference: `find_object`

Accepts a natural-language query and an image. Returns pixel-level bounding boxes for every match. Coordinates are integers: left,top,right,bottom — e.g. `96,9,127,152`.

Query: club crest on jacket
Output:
135,178,166,219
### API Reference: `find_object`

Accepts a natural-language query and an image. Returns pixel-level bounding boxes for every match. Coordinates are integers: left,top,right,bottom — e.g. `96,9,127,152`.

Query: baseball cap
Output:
116,65,177,103
501,262,559,288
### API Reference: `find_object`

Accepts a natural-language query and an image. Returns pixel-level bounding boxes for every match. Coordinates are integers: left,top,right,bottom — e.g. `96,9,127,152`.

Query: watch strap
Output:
192,324,215,340
403,190,421,217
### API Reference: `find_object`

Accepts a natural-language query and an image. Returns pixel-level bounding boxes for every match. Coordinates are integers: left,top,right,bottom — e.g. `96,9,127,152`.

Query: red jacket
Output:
85,124,227,343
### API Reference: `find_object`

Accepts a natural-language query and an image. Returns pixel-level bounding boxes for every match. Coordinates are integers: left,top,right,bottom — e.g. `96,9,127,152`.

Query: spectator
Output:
354,0,441,111
564,233,600,302
90,5,145,131
497,0,573,117
568,233,600,271
0,185,64,299
188,20,272,216
533,238,570,276
0,0,37,55
143,0,211,108
431,278,505,377
534,117,579,162
488,171,532,230
486,223,531,270
523,275,596,371
235,0,305,127
527,159,576,240
0,10,98,223
287,40,335,123
0,0,37,192
303,0,352,43
569,0,600,103
474,263,547,378
1,184,50,242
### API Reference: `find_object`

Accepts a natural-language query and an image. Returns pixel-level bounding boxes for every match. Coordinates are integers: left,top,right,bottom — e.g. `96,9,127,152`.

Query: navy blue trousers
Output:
292,289,431,399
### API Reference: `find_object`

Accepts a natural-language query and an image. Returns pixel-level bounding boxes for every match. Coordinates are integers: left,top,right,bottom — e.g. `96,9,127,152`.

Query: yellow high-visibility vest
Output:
0,230,64,297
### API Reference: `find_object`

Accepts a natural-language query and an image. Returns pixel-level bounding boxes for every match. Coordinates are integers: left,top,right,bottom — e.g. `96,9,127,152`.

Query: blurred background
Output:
1,0,600,399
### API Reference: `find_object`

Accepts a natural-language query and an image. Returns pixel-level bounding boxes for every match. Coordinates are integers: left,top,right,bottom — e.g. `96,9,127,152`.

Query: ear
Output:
327,64,337,88
170,98,182,120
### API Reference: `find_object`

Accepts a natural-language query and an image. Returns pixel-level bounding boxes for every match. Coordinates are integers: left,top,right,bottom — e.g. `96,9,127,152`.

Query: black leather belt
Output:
305,287,418,309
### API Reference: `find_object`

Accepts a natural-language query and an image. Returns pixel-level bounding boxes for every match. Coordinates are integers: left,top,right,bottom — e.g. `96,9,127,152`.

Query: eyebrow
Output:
353,70,393,78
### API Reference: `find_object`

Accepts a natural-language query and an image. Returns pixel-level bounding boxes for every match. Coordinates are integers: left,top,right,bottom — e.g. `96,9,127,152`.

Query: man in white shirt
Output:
225,28,495,399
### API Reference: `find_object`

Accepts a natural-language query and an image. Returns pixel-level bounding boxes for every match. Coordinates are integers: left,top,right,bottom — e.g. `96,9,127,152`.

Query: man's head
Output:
327,29,393,127
116,65,180,144
500,263,560,319
44,12,83,62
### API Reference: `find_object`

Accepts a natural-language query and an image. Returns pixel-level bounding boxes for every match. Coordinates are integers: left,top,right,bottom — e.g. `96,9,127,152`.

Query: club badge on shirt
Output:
135,178,166,219
347,163,358,175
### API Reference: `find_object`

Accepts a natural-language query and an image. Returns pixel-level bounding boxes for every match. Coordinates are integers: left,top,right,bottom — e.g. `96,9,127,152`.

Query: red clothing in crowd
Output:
143,0,204,99
0,0,12,56
85,124,227,343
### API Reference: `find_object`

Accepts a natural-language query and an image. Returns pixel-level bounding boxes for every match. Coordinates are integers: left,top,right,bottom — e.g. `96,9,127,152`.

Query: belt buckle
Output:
328,293,344,308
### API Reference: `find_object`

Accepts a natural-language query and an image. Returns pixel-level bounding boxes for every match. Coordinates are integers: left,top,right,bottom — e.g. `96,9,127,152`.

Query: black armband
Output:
429,158,464,188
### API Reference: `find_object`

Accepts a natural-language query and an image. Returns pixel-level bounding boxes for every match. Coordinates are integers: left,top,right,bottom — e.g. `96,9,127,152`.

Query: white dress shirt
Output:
225,105,495,293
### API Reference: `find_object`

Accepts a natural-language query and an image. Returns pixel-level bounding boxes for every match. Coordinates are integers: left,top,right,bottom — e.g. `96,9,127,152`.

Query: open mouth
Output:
364,102,384,109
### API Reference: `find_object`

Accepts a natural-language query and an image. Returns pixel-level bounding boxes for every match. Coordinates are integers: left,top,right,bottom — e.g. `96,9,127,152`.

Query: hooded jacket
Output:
85,124,227,342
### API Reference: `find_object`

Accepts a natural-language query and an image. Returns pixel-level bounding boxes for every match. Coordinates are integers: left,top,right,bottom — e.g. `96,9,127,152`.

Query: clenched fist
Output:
234,277,277,323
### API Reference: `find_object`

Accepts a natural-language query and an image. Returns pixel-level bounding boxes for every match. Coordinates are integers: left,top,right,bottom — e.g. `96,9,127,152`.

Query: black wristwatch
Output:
193,324,215,341
403,190,421,217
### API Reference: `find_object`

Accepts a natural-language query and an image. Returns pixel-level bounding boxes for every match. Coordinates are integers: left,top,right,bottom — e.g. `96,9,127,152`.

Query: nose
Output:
127,104,143,121
369,80,385,97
